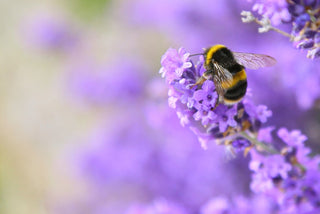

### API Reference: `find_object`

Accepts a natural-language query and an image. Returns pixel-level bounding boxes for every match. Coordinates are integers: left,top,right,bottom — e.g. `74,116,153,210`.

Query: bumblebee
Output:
193,44,276,107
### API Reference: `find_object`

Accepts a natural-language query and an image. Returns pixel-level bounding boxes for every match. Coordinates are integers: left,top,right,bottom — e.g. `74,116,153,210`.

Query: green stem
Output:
254,19,294,40
239,131,279,154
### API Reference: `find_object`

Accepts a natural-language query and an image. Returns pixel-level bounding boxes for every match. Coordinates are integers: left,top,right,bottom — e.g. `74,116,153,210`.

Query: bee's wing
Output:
233,52,277,70
212,62,233,96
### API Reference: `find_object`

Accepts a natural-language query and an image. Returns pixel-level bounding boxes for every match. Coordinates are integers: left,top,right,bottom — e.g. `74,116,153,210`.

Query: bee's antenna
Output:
189,53,203,57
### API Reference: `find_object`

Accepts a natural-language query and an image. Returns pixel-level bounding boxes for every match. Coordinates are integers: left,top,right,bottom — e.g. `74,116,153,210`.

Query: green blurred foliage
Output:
68,0,112,20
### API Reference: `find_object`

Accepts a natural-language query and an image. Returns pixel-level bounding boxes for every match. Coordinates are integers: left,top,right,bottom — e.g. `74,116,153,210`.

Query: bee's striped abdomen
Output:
223,79,247,104
221,69,247,89
223,69,247,104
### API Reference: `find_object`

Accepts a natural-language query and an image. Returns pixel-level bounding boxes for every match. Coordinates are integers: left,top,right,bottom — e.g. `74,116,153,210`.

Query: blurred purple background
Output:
1,0,320,213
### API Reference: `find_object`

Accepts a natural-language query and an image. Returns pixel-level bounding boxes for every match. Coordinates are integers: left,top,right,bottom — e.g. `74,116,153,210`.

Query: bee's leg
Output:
195,76,206,85
191,76,206,89
191,71,212,89
212,94,221,110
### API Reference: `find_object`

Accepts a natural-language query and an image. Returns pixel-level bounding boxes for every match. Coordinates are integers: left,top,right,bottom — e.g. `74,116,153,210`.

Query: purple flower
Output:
277,128,308,148
257,126,275,143
193,106,217,126
255,105,272,123
241,6,320,110
160,47,273,151
193,80,218,108
250,151,292,193
243,100,272,124
232,138,251,152
247,0,320,59
214,105,238,132
251,0,291,25
248,127,320,213
288,1,320,59
159,48,192,84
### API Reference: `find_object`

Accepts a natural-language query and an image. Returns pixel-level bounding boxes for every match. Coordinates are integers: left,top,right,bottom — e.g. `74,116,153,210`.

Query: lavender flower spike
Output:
159,48,192,84
248,128,320,213
250,0,291,26
244,1,320,59
159,47,273,153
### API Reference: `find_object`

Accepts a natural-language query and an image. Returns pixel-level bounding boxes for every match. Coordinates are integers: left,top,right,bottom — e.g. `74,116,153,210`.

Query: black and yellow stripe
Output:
223,80,247,104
